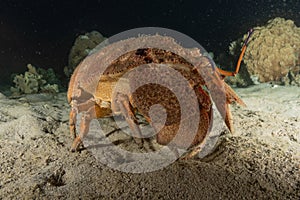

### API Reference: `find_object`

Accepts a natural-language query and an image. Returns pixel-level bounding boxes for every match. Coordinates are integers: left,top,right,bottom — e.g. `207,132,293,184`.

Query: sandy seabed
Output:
0,83,299,199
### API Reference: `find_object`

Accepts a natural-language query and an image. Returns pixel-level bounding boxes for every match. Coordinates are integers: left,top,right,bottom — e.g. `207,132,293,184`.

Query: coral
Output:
11,64,59,95
37,67,60,86
242,17,300,83
64,31,106,77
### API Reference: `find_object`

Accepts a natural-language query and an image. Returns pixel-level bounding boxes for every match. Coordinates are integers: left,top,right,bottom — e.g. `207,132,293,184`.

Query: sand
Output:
0,83,299,199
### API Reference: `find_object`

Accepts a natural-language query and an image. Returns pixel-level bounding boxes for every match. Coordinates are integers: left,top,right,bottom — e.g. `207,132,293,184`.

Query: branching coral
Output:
242,17,300,84
11,64,59,95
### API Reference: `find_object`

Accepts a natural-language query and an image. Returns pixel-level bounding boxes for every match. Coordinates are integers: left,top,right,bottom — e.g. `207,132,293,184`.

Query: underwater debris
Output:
240,17,300,84
10,64,59,95
64,31,106,77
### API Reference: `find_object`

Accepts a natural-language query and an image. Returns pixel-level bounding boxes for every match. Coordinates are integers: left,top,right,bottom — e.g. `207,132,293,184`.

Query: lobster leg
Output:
217,28,254,77
70,105,97,152
224,104,234,133
180,134,208,160
115,93,143,146
69,99,96,139
224,82,246,133
217,44,247,77
69,105,77,140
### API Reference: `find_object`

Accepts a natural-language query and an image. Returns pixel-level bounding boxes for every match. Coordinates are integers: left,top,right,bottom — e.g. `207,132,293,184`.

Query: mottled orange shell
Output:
67,34,242,156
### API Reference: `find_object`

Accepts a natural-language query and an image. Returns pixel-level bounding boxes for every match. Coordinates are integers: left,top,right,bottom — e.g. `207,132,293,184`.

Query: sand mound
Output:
0,84,299,199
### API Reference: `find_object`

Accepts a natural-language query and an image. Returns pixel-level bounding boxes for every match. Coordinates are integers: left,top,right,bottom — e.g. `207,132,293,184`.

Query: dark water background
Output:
0,0,299,88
